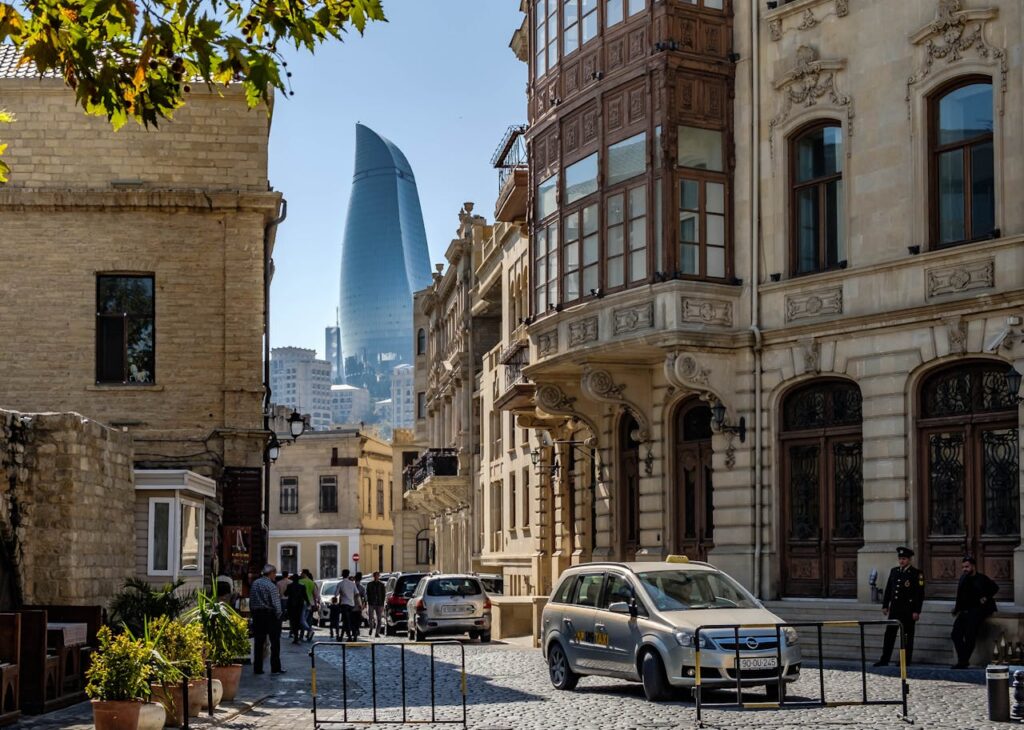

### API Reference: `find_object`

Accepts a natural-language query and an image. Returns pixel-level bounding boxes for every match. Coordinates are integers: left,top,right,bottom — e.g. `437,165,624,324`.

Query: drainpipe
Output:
749,2,764,599
262,197,288,564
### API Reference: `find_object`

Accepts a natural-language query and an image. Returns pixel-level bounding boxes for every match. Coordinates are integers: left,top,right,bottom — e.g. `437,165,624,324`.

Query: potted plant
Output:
85,626,151,730
183,591,250,702
147,616,209,724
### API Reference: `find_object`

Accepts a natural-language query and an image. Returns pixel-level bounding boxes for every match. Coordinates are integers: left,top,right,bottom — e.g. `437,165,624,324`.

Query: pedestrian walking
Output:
299,569,318,641
366,571,387,637
354,572,367,638
874,546,924,667
951,555,999,668
337,568,359,641
250,564,285,675
328,596,342,640
286,572,309,644
275,572,291,636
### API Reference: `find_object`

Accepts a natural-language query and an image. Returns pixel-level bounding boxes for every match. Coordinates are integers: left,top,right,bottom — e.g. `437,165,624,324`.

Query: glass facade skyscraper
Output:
339,123,432,371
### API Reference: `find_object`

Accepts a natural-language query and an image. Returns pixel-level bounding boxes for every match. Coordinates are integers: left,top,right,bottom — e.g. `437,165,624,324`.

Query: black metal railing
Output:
404,448,459,491
491,124,528,194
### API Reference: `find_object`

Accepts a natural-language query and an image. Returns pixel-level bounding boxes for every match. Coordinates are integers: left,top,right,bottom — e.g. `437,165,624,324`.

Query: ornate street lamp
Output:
710,400,746,443
288,410,306,439
266,435,281,463
1006,365,1023,403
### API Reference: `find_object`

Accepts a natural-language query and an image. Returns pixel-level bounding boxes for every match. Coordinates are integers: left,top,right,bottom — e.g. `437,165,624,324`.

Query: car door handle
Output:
563,617,573,625
595,623,606,632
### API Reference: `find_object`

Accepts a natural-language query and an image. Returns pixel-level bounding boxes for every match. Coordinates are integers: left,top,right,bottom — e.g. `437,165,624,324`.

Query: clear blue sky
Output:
268,0,526,356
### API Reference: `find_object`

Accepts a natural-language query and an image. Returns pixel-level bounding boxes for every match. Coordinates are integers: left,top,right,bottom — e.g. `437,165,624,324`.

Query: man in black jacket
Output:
950,555,998,668
874,546,925,667
366,571,387,637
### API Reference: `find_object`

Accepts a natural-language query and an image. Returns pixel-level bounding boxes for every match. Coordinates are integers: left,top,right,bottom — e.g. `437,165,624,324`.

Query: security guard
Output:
874,546,925,667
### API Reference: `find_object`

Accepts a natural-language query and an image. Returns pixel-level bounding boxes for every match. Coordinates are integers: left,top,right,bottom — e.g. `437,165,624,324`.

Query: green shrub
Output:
85,626,152,701
149,616,209,679
109,578,196,637
182,592,250,666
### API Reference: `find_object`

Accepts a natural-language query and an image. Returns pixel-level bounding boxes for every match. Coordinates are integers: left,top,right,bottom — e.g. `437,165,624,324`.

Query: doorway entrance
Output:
674,400,714,561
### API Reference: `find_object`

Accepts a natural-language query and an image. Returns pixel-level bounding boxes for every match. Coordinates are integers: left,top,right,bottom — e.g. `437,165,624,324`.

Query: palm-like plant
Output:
182,592,250,666
109,578,196,636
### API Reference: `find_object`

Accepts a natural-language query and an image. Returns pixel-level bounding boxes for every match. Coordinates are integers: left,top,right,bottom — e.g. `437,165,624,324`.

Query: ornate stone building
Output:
493,0,1024,617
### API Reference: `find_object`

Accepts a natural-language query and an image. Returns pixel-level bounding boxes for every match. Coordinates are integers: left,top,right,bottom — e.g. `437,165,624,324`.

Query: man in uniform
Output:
950,555,998,668
874,546,924,667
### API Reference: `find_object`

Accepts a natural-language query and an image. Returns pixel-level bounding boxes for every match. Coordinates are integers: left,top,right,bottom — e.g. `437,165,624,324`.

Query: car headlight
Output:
783,627,799,646
675,630,715,649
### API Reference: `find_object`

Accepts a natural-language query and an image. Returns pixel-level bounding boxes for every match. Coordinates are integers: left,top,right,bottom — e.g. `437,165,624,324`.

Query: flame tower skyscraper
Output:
339,124,432,377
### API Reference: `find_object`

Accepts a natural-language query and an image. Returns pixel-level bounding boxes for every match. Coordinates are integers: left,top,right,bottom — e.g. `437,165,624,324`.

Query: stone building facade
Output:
0,409,135,610
468,0,1024,618
0,56,282,590
268,428,394,579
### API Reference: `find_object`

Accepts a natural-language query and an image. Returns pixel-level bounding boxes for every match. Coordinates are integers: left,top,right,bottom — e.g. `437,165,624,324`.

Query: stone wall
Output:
0,409,134,610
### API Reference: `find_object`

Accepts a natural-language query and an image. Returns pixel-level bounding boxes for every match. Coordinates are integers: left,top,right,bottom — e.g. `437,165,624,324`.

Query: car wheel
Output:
640,651,672,702
468,630,480,641
764,682,782,702
480,632,491,644
415,628,427,642
385,624,395,637
547,642,579,691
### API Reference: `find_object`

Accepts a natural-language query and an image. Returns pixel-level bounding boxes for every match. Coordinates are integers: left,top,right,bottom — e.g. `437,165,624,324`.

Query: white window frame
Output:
147,496,204,577
148,497,175,576
278,542,301,577
316,541,342,581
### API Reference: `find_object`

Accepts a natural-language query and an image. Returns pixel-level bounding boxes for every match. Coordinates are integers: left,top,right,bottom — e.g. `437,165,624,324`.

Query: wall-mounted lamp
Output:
266,435,282,463
710,401,746,443
288,410,307,439
1006,365,1024,404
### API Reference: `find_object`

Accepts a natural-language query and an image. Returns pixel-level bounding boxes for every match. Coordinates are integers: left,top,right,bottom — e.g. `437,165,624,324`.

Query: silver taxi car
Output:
408,574,492,643
541,557,800,701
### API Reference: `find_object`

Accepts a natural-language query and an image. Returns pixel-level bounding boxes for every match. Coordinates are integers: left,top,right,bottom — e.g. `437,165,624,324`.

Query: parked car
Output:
316,579,343,626
408,574,492,643
541,557,801,702
384,572,428,635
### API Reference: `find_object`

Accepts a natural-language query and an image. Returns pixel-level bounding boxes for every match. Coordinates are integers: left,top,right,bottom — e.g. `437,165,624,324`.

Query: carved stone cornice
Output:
580,366,650,441
766,0,850,43
926,258,994,298
785,287,843,322
664,352,713,396
906,0,1006,112
769,45,853,160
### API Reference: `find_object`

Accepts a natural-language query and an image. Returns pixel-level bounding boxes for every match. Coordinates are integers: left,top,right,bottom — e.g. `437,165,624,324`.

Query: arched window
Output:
416,328,426,356
780,380,863,597
931,78,995,247
918,362,1018,596
790,122,843,275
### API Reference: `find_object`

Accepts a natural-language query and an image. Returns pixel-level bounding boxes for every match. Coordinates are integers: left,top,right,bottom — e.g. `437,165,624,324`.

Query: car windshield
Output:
635,570,759,611
426,578,482,597
396,576,425,597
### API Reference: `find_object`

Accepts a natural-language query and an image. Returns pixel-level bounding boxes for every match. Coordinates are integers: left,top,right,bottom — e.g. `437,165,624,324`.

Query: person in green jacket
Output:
298,569,318,642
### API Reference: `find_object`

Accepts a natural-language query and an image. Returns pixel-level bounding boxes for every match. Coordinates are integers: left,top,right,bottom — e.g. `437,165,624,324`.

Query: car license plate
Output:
442,605,470,614
739,656,778,670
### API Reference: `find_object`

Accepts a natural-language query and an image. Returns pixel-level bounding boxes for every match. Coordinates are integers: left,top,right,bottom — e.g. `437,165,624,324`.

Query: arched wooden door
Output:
675,401,714,560
918,362,1019,597
618,414,641,561
781,380,864,597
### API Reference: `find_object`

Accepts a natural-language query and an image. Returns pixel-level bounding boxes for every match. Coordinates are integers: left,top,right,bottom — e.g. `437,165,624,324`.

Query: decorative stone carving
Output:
769,46,853,159
613,302,654,335
926,259,994,298
537,329,558,357
798,8,817,30
768,18,783,41
785,287,843,322
767,0,850,43
835,0,849,16
672,353,710,388
580,367,652,473
906,0,1006,111
801,338,821,373
945,317,968,355
536,384,576,413
682,298,733,327
568,317,598,347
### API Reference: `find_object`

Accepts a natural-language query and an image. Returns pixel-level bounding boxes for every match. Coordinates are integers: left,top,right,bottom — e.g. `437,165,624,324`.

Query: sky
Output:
268,0,527,357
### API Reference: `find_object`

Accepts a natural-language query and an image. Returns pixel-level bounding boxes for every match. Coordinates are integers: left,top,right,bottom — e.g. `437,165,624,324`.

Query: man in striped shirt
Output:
250,564,284,674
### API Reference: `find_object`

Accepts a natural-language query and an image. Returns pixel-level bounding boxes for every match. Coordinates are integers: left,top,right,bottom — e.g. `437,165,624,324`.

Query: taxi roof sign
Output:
666,554,690,564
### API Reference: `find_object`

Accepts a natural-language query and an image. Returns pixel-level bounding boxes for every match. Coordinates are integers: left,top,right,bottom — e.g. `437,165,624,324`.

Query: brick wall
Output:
0,81,270,191
0,409,135,610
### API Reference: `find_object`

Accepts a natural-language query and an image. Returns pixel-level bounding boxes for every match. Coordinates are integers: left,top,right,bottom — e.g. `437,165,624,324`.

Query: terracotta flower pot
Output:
91,699,143,730
138,702,167,730
200,678,223,710
149,681,204,727
211,664,243,702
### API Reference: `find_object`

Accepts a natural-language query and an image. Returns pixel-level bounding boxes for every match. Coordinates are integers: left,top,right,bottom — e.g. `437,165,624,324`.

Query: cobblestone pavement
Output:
12,627,1010,729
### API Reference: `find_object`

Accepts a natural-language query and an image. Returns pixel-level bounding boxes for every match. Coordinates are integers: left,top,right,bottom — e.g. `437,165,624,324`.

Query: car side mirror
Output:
608,601,631,615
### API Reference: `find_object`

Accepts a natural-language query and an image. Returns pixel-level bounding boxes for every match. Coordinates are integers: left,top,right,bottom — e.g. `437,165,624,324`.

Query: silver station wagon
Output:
408,574,492,643
541,558,801,701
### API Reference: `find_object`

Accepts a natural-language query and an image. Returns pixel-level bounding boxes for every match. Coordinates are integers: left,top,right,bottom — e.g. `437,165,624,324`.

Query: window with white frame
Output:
148,497,204,576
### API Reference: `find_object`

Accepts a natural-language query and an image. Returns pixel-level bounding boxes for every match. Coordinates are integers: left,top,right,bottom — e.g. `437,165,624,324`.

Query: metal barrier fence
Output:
693,620,909,727
310,641,468,729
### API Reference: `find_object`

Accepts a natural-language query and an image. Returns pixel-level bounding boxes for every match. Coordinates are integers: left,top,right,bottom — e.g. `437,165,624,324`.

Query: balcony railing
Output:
403,448,459,491
491,125,528,194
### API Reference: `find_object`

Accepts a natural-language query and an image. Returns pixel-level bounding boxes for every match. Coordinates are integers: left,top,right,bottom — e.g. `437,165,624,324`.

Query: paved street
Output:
12,626,1016,729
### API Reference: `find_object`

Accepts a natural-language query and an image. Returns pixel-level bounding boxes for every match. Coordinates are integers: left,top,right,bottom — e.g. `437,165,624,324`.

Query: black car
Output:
384,572,428,635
